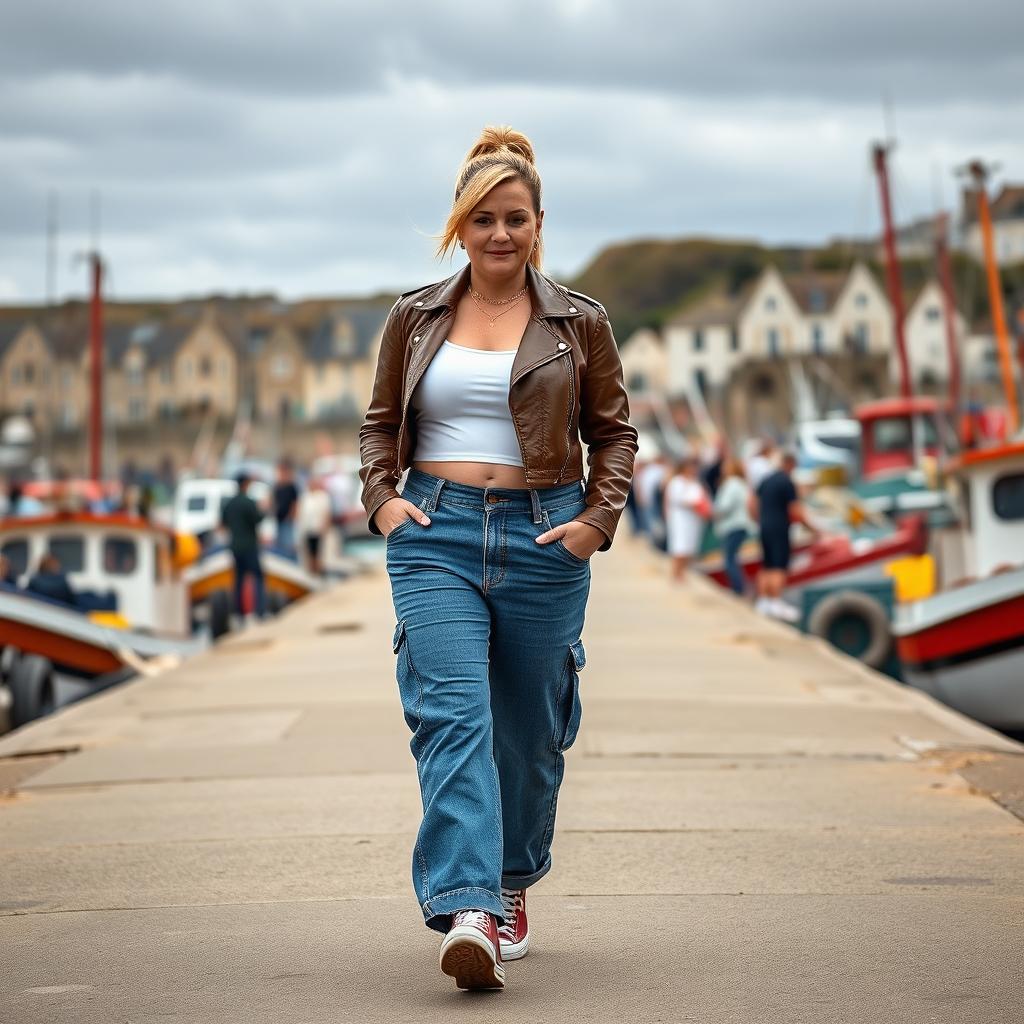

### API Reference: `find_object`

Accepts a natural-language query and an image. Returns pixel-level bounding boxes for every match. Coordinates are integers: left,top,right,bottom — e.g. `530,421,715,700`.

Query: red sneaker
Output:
498,887,529,960
439,910,505,990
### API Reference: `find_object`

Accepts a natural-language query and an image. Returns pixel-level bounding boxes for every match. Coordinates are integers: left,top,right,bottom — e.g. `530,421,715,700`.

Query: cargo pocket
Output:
392,619,422,734
552,638,586,752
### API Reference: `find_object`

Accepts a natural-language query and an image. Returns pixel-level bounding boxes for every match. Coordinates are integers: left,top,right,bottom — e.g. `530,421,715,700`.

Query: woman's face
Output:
460,178,543,282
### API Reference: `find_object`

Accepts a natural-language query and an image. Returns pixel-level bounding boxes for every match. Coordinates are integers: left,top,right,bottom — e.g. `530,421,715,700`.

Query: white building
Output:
899,280,969,391
961,184,1024,267
619,327,668,397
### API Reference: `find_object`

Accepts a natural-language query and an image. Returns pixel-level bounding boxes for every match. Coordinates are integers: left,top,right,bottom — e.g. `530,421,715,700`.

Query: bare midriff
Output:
412,460,530,489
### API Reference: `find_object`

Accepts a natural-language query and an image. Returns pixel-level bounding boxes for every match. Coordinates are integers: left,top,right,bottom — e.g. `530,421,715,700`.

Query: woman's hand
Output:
535,519,604,560
374,497,431,537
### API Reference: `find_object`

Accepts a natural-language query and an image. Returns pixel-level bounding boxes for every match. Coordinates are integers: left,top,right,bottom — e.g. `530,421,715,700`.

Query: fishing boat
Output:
0,512,207,727
893,442,1024,730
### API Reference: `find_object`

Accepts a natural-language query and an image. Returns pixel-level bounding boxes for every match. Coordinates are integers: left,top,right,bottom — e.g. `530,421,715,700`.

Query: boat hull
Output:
894,569,1024,731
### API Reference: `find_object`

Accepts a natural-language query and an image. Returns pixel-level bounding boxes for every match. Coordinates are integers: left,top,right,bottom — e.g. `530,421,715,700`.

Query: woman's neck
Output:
469,267,528,302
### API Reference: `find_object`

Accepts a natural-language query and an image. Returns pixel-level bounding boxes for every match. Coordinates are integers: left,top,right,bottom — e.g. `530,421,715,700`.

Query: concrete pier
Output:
1,533,1022,1022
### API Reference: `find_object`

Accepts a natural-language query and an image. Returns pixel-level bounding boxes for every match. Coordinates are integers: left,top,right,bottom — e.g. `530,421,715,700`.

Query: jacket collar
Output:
414,262,583,321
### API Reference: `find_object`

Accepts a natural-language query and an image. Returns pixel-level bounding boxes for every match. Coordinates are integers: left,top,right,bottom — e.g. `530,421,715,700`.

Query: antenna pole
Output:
933,212,961,419
967,160,1019,436
89,252,104,482
872,142,912,400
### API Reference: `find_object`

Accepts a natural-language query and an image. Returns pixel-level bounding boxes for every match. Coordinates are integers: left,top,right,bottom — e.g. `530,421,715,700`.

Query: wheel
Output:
9,654,56,728
209,588,232,639
807,590,892,669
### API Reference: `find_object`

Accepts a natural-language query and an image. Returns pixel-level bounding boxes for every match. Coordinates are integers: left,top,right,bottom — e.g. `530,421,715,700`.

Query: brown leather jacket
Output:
358,262,638,551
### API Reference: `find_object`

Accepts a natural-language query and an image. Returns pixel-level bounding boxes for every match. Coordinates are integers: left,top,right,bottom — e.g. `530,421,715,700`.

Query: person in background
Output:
713,458,754,596
663,455,708,584
700,437,727,498
297,477,332,576
26,554,77,607
5,482,44,518
0,553,18,587
272,458,299,557
220,472,266,622
752,451,819,622
635,452,668,545
744,438,777,493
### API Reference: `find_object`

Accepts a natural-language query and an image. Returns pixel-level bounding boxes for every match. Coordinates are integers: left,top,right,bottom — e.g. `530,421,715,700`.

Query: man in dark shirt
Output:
221,473,266,621
752,452,818,621
26,554,78,607
272,458,299,557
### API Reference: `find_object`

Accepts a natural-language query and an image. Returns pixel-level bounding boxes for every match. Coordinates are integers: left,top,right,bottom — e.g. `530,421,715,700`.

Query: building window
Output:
730,328,739,352
160,365,173,385
993,473,1024,521
767,328,780,356
693,329,705,352
853,322,869,353
271,353,292,380
627,372,647,392
855,292,868,308
694,368,709,397
128,365,144,387
199,356,212,378
12,366,21,385
129,398,146,421
765,296,777,312
925,306,942,322
811,323,824,354
48,535,85,573
24,363,35,384
1,539,29,577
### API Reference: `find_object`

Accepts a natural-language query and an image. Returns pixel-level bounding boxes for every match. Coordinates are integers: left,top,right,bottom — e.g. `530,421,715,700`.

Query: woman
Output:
712,457,753,595
358,126,637,992
663,456,707,583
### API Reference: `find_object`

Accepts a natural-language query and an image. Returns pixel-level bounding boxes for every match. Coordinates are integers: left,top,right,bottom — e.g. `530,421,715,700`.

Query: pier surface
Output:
1,534,1022,1023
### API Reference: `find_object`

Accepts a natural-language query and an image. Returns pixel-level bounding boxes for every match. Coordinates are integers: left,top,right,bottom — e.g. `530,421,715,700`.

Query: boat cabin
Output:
854,397,948,481
0,513,192,635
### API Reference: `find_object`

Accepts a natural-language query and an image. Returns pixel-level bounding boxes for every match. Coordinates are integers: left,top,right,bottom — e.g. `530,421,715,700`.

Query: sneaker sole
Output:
498,930,529,960
439,933,506,991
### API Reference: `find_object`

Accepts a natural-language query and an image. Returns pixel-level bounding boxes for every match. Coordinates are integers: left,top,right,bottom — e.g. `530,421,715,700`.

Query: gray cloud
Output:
1,1,1022,302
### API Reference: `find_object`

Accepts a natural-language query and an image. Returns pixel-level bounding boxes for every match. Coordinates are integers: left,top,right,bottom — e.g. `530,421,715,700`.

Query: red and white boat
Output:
701,513,928,603
894,442,1024,730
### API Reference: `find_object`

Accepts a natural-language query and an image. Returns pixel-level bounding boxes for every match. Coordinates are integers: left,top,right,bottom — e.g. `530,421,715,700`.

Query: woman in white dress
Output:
663,456,707,582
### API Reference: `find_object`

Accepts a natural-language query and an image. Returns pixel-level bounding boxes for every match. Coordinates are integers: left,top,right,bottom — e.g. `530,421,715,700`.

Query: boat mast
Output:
872,142,912,401
966,160,1020,437
89,252,104,482
933,212,961,424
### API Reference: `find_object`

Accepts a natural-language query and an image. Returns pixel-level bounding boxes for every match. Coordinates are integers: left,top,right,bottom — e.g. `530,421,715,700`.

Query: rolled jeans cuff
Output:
421,886,505,934
501,854,552,891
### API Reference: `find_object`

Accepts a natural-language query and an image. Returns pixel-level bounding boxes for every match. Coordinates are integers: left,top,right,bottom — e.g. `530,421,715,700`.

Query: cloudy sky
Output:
3,0,1022,304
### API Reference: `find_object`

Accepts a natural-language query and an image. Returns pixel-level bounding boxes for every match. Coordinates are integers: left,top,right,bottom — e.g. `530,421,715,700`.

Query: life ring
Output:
806,590,892,669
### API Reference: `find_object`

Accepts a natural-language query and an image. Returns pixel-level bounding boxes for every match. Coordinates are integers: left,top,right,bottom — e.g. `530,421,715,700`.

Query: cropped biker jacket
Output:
358,262,638,551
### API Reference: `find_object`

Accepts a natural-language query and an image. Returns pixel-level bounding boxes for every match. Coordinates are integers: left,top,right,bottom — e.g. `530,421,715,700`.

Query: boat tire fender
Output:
209,588,232,639
9,654,56,728
807,590,892,669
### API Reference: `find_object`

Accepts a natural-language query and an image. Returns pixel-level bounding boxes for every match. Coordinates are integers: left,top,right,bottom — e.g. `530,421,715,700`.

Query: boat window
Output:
103,536,138,575
993,473,1024,521
872,416,937,453
1,539,29,578
48,535,85,573
186,495,206,512
818,434,860,453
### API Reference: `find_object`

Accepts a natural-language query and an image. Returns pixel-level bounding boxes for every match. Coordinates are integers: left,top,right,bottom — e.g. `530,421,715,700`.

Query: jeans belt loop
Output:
529,488,543,525
425,477,445,513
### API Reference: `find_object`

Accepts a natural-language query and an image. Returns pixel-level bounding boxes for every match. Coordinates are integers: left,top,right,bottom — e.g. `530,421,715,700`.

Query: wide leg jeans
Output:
385,468,591,933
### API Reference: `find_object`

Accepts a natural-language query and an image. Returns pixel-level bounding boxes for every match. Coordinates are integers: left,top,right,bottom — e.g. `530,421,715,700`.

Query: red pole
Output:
872,143,912,400
933,212,961,417
89,252,103,482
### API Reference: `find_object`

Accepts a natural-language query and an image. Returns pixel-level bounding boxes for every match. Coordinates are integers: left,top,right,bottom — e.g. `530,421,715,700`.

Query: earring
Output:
533,238,539,250
459,240,466,250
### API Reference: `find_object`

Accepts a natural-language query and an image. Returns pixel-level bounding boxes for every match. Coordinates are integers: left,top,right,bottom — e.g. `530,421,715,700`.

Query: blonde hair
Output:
436,125,543,268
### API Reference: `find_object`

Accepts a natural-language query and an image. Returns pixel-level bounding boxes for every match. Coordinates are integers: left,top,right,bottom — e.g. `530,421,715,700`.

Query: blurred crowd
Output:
626,438,822,622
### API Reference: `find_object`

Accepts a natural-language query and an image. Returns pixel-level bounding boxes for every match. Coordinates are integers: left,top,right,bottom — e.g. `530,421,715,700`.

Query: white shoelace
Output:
499,888,523,932
453,909,491,934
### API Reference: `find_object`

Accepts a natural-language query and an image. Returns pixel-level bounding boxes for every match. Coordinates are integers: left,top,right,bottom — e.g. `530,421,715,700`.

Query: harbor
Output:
1,530,1022,1021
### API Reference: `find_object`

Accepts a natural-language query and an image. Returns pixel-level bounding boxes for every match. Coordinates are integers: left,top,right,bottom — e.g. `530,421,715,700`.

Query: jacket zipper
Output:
556,352,574,482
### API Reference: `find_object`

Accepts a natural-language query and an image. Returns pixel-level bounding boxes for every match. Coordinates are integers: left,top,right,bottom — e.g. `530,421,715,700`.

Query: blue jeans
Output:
723,528,748,595
386,468,592,933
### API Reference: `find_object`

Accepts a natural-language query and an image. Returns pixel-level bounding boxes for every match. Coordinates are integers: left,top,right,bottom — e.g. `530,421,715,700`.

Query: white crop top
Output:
410,340,524,467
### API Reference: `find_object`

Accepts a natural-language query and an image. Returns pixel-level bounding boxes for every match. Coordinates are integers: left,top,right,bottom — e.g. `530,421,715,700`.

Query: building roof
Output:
782,271,847,315
0,319,27,359
961,183,1024,224
665,287,750,329
308,303,390,364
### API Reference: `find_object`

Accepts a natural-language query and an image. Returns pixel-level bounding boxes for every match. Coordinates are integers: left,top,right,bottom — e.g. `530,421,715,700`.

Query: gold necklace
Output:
470,289,526,327
470,284,527,306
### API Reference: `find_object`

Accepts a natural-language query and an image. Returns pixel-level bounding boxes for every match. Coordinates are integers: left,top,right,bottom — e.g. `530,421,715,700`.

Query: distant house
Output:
619,328,668,398
252,320,307,422
961,183,1024,266
304,305,389,422
0,322,55,428
900,280,968,393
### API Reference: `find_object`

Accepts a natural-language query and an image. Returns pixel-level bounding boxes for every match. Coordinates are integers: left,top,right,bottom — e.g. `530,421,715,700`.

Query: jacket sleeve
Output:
358,301,406,536
574,311,639,551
